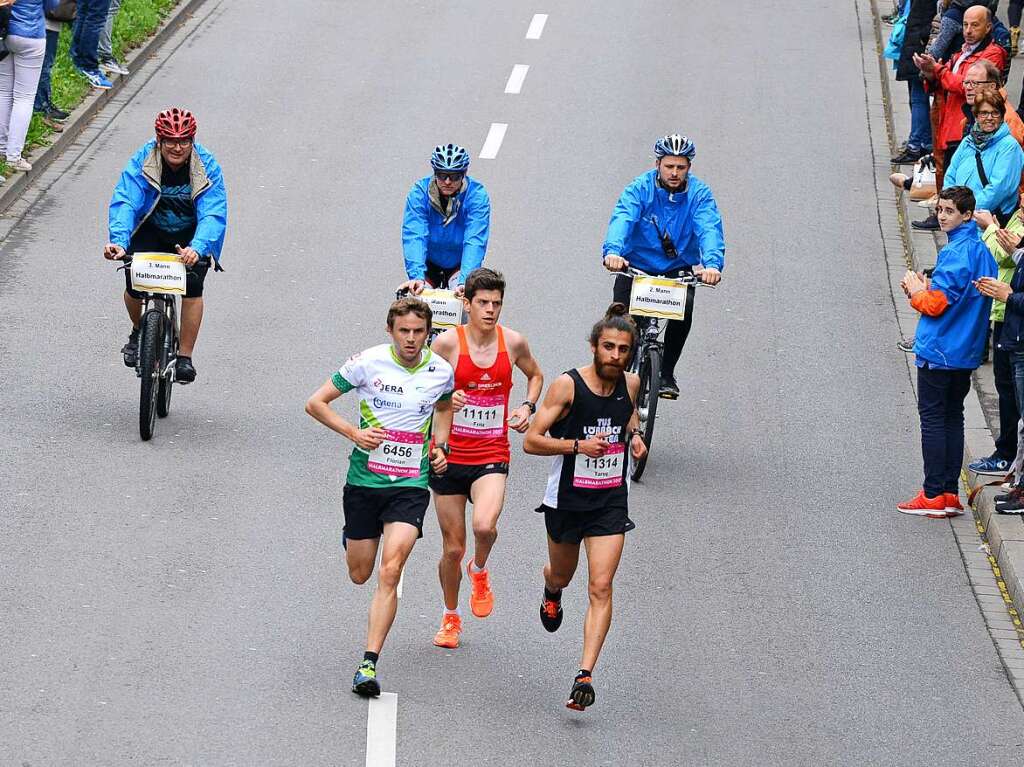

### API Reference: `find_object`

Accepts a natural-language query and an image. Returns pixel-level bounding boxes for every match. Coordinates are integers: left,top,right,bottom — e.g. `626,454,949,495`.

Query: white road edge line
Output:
365,692,398,767
479,123,508,159
526,13,548,39
504,64,530,94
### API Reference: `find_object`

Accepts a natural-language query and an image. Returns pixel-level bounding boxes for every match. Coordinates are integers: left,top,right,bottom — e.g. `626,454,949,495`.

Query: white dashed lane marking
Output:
525,13,548,39
365,692,398,767
479,123,508,159
504,64,530,94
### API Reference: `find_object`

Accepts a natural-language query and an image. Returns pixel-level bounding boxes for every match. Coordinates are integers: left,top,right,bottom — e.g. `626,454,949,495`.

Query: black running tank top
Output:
542,369,633,511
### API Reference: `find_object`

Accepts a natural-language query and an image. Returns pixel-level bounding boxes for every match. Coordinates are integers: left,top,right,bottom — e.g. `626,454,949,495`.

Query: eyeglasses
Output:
975,110,1002,118
434,172,464,183
964,80,993,88
161,138,193,149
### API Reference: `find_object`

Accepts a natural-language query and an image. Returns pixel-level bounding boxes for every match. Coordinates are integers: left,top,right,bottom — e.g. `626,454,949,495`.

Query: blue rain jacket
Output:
945,122,1024,217
9,0,60,39
602,169,725,273
108,140,228,262
913,221,996,369
402,175,490,284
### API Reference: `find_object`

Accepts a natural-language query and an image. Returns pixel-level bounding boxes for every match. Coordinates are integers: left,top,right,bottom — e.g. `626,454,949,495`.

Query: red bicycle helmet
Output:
154,108,197,140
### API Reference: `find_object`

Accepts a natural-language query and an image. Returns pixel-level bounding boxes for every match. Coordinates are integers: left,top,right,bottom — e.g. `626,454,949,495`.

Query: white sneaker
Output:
99,58,129,76
7,156,31,172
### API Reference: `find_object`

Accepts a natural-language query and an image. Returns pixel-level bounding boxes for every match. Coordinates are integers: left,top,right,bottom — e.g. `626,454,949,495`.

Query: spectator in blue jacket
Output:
0,0,60,173
976,222,1024,512
102,108,227,384
898,186,996,517
945,89,1024,224
399,143,490,297
602,134,725,399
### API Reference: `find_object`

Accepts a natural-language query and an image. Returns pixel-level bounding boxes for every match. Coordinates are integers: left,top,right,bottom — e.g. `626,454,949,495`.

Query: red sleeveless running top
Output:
449,325,513,464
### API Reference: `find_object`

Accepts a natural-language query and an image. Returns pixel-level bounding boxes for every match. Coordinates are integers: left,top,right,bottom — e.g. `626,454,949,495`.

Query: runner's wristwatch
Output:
522,400,536,414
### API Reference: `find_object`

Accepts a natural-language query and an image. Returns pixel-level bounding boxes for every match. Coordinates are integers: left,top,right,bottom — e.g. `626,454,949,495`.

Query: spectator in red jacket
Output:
912,5,1007,230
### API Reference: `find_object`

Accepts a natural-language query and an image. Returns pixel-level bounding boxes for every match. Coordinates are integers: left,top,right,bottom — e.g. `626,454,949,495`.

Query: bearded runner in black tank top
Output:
541,369,633,514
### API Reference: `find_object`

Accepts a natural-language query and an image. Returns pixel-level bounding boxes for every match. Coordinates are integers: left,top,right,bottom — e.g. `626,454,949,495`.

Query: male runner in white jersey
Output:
305,297,454,697
427,267,544,648
524,303,647,711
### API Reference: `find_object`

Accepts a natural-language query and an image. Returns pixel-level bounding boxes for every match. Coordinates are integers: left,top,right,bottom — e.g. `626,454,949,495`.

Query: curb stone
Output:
862,0,1024,701
0,0,209,217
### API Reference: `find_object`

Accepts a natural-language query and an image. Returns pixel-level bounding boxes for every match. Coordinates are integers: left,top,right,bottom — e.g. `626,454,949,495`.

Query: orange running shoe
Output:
467,560,494,618
432,613,462,649
895,490,948,518
944,492,964,516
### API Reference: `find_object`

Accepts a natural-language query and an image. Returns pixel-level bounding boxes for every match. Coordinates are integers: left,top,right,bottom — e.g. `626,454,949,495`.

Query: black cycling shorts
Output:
536,503,635,545
429,461,509,499
342,483,430,546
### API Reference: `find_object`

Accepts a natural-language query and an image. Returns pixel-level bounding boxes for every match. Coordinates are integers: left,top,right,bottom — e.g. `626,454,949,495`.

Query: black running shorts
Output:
342,484,430,545
536,503,635,545
429,462,509,499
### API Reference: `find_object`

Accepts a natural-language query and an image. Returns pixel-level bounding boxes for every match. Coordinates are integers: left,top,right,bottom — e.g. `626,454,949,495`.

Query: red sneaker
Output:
944,492,965,516
896,490,948,518
466,560,494,618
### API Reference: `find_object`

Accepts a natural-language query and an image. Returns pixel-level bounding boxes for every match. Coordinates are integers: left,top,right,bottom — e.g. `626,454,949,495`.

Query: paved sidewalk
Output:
0,0,208,221
870,0,1024,681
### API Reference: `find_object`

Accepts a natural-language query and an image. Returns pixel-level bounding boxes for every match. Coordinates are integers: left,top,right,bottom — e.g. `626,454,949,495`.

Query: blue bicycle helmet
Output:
654,134,696,159
430,143,471,172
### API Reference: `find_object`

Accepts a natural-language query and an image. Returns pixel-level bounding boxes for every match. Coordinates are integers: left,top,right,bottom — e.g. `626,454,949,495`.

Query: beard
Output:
593,355,626,381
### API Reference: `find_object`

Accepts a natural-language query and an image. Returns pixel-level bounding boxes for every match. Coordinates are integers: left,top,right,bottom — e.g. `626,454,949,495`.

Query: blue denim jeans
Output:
71,0,112,73
33,29,59,113
98,0,123,62
908,78,932,152
917,363,972,497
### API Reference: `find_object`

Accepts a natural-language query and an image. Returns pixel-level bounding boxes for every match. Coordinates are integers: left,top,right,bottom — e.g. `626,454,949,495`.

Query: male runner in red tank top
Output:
428,268,544,648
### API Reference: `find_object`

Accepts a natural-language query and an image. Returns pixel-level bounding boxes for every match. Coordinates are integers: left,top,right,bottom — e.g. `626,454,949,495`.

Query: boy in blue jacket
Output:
899,186,996,516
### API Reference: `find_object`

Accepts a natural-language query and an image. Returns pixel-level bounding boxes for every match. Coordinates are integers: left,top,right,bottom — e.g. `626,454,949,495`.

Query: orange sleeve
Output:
910,289,950,317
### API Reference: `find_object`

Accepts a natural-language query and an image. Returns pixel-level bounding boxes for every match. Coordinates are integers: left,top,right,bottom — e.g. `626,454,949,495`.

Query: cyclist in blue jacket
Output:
103,108,227,384
399,144,491,297
602,134,725,399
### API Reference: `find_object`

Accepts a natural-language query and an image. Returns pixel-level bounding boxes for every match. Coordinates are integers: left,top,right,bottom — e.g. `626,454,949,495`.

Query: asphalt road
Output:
3,1,1024,765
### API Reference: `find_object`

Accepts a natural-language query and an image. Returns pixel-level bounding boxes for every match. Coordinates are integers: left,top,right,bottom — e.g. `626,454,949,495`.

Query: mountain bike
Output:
117,253,210,441
609,266,714,480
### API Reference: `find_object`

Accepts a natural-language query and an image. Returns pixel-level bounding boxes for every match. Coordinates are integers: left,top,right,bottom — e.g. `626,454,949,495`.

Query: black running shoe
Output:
175,356,196,384
45,105,69,121
121,328,139,367
352,660,381,697
540,594,563,633
566,672,595,711
897,337,914,353
891,147,925,165
996,488,1024,514
911,214,940,231
659,375,680,400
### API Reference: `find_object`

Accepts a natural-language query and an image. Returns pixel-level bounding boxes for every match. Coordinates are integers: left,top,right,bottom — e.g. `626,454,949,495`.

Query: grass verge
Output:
8,0,180,175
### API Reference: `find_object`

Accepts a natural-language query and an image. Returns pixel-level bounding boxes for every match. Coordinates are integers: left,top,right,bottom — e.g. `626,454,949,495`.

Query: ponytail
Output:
589,302,637,347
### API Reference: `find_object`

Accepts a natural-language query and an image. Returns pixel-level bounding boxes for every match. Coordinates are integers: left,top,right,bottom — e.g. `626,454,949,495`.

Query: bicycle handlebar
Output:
606,265,716,288
116,253,213,267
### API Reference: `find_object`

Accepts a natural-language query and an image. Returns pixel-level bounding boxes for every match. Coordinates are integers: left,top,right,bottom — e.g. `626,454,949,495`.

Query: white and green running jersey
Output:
332,344,454,489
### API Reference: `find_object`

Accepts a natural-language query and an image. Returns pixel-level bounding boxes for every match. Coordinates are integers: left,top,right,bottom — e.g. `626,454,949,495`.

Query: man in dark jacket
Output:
893,0,940,165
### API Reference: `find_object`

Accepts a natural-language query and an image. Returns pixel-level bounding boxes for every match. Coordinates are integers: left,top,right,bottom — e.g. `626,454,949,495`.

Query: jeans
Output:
97,0,122,62
33,29,59,113
612,271,697,379
917,363,973,497
908,78,932,152
994,323,1021,461
0,35,46,160
71,0,113,73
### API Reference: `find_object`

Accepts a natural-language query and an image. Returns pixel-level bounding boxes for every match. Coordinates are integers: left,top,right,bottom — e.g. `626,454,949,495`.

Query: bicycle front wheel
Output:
138,310,164,441
631,345,661,481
